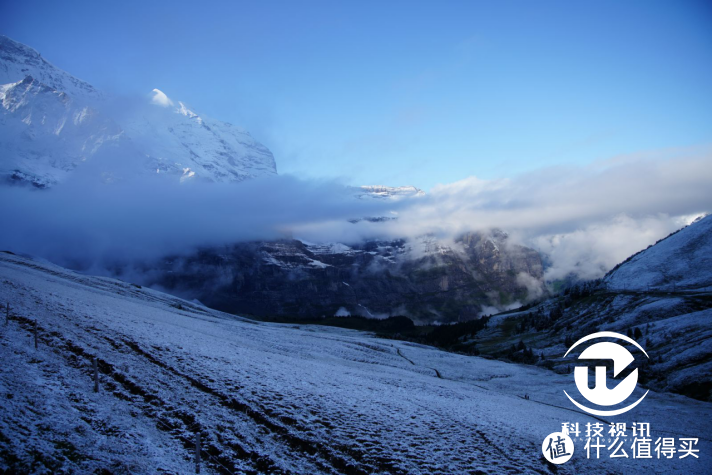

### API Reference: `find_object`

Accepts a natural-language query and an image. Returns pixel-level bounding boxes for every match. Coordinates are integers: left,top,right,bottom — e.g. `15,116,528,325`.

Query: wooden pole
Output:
93,358,99,393
195,432,201,474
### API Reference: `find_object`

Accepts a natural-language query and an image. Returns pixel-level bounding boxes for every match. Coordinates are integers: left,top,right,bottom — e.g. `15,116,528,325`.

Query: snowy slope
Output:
1,252,710,474
119,90,277,183
605,215,712,291
0,36,277,186
0,76,128,187
0,36,101,101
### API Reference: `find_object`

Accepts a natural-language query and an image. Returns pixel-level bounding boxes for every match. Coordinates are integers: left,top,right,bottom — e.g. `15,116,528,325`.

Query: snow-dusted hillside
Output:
0,36,277,187
1,252,710,473
605,215,712,292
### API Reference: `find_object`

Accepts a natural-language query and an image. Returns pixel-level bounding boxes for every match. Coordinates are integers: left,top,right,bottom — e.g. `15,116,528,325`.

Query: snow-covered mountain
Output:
355,185,426,199
0,36,277,187
120,89,277,184
0,35,101,101
0,75,128,187
1,251,710,473
146,230,543,323
605,214,712,292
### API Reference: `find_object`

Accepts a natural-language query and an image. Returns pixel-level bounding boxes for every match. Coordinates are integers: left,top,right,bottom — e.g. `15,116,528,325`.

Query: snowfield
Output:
1,252,710,474
605,215,712,292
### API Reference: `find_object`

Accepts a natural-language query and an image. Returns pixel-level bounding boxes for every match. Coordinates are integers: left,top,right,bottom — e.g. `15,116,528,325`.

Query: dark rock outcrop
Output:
146,231,544,324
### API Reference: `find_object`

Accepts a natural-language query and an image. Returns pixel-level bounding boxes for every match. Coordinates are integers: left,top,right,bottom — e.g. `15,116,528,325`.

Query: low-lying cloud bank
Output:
376,150,712,281
0,173,392,268
1,149,710,282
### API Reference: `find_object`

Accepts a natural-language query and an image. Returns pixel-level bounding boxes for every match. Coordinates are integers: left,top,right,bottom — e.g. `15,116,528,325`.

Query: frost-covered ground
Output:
605,215,712,292
1,252,710,474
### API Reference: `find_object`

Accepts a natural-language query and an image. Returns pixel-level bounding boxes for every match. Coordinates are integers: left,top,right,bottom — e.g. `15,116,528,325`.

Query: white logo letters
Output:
563,331,649,416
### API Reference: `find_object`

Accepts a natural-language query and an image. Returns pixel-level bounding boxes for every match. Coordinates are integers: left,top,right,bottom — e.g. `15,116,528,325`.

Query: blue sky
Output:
2,0,711,190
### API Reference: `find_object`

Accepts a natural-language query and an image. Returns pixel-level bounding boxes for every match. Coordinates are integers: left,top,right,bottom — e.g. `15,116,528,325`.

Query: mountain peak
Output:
0,35,42,59
0,35,100,100
1,36,278,186
356,185,426,199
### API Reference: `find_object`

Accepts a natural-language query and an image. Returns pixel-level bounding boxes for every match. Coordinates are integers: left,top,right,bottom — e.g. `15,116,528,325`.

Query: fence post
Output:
93,358,99,393
34,321,38,349
195,432,201,474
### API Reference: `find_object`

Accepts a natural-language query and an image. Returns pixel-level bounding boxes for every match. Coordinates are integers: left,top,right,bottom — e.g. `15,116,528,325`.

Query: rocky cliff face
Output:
145,230,544,324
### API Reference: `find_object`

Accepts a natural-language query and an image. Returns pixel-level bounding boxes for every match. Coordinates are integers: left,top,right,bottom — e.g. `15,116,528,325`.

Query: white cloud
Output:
516,272,546,299
334,307,351,317
0,146,709,283
150,89,174,107
370,149,712,280
530,214,690,281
